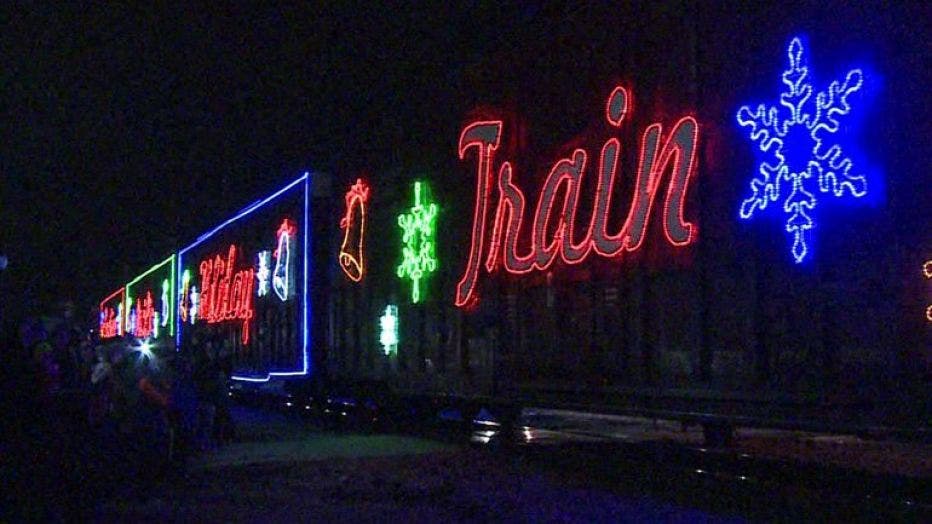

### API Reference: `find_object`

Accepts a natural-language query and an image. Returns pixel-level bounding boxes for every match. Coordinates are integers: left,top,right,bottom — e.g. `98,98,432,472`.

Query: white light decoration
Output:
180,269,191,322
160,279,170,327
127,297,136,335
272,219,296,301
189,285,200,324
256,250,271,297
379,305,399,356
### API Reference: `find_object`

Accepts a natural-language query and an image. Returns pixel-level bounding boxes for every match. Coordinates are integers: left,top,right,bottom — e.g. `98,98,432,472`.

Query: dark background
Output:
1,2,533,319
2,1,929,343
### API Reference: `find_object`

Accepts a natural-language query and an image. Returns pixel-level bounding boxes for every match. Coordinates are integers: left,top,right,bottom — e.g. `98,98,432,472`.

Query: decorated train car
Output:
96,3,928,435
321,4,929,434
175,173,332,383
98,287,125,340
97,256,178,349
126,256,176,348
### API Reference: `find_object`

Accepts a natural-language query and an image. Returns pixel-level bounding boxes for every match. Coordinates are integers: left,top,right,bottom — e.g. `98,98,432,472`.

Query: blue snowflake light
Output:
737,37,867,263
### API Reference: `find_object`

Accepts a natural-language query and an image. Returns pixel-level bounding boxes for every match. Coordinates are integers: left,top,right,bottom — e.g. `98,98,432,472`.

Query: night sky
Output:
2,1,929,330
2,3,534,319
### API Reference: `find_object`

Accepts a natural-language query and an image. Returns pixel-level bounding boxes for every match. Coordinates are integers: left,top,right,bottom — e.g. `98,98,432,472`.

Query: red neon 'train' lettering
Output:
455,86,699,308
456,121,503,307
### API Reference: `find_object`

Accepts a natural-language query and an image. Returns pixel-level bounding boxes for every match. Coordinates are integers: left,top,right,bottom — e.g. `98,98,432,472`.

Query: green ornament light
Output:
396,180,438,303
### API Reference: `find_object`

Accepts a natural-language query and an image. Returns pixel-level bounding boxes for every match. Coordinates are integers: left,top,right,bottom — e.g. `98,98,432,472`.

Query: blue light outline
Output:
179,174,308,256
175,172,311,382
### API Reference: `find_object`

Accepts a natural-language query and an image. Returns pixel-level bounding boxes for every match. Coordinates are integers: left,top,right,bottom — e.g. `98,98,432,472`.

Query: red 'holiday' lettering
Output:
198,244,255,344
99,288,124,338
100,307,119,338
133,291,156,338
455,86,699,307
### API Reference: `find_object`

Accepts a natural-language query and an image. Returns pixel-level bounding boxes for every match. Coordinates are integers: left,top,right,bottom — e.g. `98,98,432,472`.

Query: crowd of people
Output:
2,310,238,520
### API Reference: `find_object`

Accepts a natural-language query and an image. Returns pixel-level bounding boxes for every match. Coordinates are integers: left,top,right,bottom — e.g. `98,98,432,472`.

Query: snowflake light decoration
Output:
396,180,438,303
737,36,867,263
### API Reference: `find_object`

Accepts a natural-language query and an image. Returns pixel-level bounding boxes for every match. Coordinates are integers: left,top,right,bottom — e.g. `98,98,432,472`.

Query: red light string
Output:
99,307,119,338
339,179,370,282
133,290,155,338
455,86,699,308
197,244,256,344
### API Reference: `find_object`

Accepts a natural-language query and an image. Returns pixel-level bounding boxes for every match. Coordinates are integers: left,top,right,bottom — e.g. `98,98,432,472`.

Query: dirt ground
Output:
97,408,741,523
88,405,932,522
101,448,743,523
521,408,932,477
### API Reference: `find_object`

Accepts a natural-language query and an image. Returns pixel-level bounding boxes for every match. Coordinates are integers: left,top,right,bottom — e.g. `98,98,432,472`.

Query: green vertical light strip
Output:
125,254,177,338
396,180,439,303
